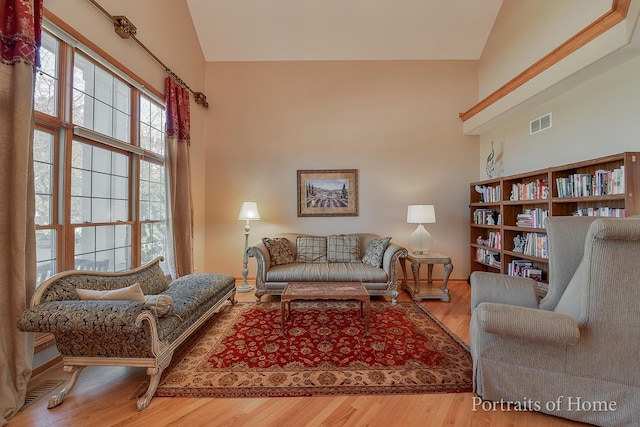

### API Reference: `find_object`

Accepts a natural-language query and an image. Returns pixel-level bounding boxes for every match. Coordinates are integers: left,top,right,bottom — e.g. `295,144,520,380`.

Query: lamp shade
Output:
238,201,260,220
407,205,436,224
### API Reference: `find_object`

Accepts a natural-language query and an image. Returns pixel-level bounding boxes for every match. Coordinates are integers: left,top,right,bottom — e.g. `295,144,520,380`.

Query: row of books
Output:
475,248,501,267
507,259,543,281
509,179,549,201
473,209,501,225
515,208,549,228
522,232,548,259
572,207,626,217
555,167,625,198
485,231,501,249
477,184,501,203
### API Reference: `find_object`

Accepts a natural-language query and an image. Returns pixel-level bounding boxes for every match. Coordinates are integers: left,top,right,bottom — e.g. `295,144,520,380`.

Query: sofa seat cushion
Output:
156,273,235,343
265,262,388,283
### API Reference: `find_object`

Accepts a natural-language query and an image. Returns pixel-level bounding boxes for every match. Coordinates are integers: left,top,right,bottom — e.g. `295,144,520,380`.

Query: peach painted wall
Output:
44,0,208,271
203,60,479,280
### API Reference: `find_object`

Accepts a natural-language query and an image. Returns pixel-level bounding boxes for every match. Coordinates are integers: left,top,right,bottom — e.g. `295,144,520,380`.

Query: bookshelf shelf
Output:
469,152,639,290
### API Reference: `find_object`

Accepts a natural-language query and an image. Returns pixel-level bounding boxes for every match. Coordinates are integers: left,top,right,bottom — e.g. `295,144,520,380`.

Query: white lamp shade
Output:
407,205,436,224
238,201,260,220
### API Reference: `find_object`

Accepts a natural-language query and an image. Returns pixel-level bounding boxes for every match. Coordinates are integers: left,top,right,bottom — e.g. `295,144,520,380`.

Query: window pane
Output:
73,53,130,143
94,67,113,104
74,226,95,255
71,196,91,223
92,146,111,173
34,194,51,225
91,172,110,198
139,95,165,155
96,225,114,251
36,229,57,285
111,200,128,221
35,32,58,116
92,198,110,222
94,100,113,136
33,130,54,226
74,225,130,272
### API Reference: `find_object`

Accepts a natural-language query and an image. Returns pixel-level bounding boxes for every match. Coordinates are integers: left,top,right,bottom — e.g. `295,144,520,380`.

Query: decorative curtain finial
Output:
193,92,209,108
113,16,137,39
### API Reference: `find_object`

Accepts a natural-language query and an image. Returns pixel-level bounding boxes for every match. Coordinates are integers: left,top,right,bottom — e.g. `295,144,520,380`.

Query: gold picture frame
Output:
297,169,359,217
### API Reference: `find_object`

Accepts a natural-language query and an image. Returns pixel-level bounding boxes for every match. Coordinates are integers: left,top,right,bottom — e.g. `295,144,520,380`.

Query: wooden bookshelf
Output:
469,152,639,289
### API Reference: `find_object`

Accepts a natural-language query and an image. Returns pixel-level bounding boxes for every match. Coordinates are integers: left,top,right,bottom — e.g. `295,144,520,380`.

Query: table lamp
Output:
407,204,436,254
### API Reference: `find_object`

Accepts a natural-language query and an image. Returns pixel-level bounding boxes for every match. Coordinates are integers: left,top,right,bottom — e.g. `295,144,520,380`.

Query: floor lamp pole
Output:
237,220,254,293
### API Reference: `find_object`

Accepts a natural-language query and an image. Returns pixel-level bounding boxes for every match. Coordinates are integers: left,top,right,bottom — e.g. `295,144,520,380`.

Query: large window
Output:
33,27,169,285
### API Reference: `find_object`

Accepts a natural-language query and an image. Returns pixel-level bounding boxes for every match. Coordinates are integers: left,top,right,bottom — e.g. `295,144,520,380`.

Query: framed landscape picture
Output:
297,169,359,217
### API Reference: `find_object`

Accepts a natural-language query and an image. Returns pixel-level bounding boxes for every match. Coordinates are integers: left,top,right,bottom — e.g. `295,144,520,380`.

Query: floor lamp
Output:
238,201,260,293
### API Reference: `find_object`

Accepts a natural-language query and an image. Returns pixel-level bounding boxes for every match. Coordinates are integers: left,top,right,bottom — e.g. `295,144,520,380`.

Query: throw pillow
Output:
362,237,392,268
144,295,174,317
327,234,361,262
262,237,296,267
296,236,328,263
76,282,146,302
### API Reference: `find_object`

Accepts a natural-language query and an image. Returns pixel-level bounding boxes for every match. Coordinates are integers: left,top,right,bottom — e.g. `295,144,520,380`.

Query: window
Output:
33,26,169,284
34,31,58,116
73,53,131,143
34,129,57,285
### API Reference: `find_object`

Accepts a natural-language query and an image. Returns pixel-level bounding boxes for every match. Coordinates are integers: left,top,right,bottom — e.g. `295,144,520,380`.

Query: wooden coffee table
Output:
281,282,370,336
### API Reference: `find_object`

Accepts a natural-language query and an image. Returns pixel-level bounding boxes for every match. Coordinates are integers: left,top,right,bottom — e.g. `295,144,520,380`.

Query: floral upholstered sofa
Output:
247,233,408,304
17,257,235,411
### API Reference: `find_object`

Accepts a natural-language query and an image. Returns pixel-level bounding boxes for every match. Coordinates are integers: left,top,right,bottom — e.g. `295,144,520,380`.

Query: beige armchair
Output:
470,216,640,426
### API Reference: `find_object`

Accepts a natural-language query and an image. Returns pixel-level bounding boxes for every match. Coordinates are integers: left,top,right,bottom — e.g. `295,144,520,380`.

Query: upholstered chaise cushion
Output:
296,236,328,263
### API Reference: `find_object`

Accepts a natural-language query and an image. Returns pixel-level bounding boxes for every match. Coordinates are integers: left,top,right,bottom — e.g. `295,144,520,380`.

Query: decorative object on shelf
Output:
513,235,525,253
407,205,436,254
486,141,496,178
476,236,485,245
238,201,261,293
297,169,359,217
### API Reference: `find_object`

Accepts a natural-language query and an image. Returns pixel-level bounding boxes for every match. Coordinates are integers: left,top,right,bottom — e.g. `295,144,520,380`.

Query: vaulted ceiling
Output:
186,0,504,61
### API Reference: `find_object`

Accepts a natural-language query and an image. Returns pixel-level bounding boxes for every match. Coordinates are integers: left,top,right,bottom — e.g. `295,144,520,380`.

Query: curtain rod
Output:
87,0,208,108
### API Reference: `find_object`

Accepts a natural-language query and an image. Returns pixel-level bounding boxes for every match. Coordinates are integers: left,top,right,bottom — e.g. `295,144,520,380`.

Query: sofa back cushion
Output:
327,234,361,262
296,236,328,263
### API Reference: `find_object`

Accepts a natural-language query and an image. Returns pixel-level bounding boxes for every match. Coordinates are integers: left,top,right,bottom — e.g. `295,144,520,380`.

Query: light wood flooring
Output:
10,280,590,427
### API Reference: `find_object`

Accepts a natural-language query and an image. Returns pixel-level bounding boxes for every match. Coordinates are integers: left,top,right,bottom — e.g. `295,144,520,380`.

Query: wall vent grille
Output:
530,113,552,135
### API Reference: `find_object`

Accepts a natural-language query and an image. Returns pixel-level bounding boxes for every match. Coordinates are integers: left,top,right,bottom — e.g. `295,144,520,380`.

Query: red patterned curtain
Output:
0,0,42,423
165,75,193,277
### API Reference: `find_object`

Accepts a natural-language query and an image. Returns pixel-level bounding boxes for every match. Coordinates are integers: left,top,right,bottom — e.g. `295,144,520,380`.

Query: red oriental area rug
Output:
154,301,472,398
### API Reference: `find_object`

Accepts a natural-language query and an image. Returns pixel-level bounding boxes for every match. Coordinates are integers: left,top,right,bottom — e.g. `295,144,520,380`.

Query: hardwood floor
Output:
10,280,589,427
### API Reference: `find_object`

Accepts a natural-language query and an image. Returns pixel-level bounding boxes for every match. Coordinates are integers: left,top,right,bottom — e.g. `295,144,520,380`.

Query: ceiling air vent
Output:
530,113,552,135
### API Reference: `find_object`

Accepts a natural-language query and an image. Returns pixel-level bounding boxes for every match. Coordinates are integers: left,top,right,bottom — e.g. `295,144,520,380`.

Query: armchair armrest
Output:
474,302,580,345
470,271,539,311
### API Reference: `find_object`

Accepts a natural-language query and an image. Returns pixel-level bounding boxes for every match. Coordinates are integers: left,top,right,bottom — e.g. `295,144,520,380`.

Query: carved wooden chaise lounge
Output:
17,257,236,411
